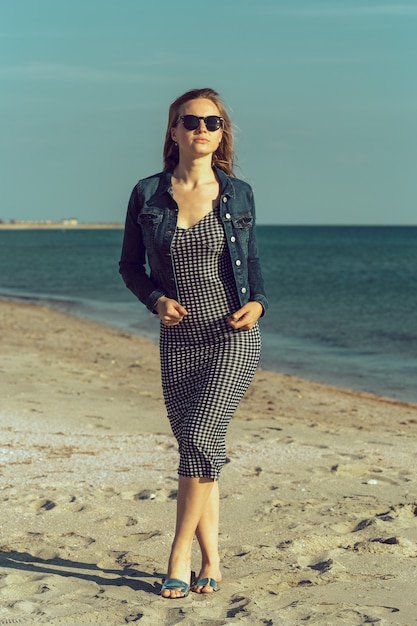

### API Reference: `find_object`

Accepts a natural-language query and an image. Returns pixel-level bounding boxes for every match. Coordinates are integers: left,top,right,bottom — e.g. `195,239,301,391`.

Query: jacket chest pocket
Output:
137,210,164,248
232,213,253,230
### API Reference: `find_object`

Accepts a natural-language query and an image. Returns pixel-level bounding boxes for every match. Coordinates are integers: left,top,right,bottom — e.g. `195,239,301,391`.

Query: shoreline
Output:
1,293,417,409
1,299,417,624
1,291,416,406
0,223,124,230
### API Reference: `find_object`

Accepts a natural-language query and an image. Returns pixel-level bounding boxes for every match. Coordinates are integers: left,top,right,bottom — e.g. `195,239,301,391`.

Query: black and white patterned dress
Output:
160,207,261,480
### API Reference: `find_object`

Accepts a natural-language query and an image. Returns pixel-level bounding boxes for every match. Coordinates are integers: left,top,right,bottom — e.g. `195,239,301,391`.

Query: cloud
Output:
288,3,417,18
0,60,166,82
233,2,417,21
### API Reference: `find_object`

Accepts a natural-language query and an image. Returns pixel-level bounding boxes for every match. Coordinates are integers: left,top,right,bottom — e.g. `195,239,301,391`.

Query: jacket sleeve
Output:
247,187,268,314
118,184,165,312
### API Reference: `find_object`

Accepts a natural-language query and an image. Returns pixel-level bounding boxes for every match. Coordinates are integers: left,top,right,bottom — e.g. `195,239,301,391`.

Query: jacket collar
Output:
215,166,235,198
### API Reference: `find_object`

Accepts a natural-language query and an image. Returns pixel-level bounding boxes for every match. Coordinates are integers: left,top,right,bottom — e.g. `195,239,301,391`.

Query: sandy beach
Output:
1,299,416,625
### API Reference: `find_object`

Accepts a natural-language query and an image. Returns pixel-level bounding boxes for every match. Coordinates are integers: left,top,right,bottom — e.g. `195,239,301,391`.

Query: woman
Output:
119,88,268,598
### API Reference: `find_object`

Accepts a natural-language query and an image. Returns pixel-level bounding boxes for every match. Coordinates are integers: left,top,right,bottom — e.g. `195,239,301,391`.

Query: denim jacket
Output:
119,166,268,315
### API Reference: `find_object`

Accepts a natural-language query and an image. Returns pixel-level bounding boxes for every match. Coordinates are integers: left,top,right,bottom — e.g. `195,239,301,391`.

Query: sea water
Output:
0,226,416,403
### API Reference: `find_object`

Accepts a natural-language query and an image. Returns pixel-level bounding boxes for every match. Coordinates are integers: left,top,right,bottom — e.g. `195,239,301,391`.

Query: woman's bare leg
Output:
192,479,222,593
161,475,215,598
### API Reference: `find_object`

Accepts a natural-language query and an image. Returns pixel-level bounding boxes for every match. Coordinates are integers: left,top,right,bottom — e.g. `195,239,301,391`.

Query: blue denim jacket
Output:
119,166,268,315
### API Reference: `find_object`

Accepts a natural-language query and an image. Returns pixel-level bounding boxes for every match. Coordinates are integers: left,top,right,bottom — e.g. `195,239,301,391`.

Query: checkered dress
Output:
160,207,261,479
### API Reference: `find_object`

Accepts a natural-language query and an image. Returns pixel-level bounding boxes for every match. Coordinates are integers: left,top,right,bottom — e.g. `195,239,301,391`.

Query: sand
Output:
0,299,416,625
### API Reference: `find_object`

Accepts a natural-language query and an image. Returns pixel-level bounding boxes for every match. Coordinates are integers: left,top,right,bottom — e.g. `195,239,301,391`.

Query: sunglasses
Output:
175,115,224,132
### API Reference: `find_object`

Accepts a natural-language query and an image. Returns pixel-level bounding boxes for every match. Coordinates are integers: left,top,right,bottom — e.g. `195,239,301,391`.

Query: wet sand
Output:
1,300,416,625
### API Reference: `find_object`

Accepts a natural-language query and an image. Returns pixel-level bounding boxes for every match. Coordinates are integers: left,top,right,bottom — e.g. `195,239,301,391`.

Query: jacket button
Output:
222,197,228,203
230,236,236,242
225,213,231,220
235,259,241,266
241,287,247,294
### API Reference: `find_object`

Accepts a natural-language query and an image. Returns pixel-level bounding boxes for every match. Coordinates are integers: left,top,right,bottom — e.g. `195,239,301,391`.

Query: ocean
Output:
1,226,416,403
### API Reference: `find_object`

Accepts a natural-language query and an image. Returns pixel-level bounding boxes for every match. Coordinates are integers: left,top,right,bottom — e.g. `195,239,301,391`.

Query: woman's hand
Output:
155,296,188,326
228,301,263,331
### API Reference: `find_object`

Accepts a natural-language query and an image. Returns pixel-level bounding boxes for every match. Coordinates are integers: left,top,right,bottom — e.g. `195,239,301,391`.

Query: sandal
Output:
159,571,196,598
191,577,219,593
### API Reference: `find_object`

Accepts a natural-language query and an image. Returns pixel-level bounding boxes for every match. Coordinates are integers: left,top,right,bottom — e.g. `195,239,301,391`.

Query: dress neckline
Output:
176,207,218,231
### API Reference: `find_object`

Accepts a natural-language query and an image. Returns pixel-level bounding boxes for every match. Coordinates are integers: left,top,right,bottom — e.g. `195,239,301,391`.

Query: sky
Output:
1,0,416,225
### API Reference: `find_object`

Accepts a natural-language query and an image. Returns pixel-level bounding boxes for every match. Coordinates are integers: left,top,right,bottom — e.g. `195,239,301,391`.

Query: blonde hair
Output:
163,88,235,176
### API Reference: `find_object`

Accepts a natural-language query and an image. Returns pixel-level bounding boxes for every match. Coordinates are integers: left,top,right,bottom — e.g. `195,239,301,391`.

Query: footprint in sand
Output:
277,600,400,625
331,502,417,536
28,498,59,515
102,515,138,528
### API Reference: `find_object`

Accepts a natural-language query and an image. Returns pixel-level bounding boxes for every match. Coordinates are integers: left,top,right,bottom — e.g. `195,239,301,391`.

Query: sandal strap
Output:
194,577,218,591
160,578,189,594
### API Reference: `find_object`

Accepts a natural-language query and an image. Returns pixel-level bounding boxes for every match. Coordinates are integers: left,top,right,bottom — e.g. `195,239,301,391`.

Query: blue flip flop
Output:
192,577,219,592
160,571,195,598
160,577,190,598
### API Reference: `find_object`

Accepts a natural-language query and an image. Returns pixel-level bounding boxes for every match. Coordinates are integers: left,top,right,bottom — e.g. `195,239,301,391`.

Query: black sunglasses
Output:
175,115,224,132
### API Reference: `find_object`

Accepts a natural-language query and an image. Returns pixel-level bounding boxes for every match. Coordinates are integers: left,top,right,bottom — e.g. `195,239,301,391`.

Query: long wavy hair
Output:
163,88,235,176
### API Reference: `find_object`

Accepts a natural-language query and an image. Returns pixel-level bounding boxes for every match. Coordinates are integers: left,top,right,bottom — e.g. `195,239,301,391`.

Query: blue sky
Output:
1,0,416,225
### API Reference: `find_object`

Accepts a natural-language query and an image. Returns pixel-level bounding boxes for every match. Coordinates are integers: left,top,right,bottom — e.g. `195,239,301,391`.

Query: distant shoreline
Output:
0,222,124,230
